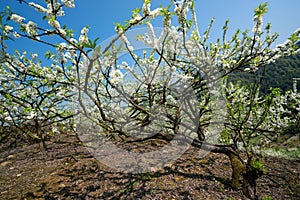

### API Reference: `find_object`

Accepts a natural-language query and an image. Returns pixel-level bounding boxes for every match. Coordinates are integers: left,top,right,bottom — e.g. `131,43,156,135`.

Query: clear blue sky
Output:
1,0,300,55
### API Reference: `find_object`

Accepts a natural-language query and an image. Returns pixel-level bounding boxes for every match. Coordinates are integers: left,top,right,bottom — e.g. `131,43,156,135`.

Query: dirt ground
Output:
0,132,299,200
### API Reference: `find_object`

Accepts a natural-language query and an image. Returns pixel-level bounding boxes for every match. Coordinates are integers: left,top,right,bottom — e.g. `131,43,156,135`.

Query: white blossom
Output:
46,2,64,17
81,26,89,35
48,19,61,29
44,29,55,36
142,2,151,15
121,61,130,71
174,0,189,21
3,25,13,35
110,69,123,85
58,28,67,37
64,52,72,60
252,16,263,34
129,15,142,24
13,32,21,38
150,8,162,18
5,116,13,122
62,0,75,8
79,35,88,45
29,2,47,13
252,25,262,35
11,13,25,23
25,21,38,36
52,63,62,72
27,111,37,120
57,42,67,51
70,38,78,44
79,26,89,45
52,126,60,134
120,34,133,51
31,53,38,60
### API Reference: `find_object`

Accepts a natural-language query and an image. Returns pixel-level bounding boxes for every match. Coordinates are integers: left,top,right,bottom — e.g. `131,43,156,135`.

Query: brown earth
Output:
0,132,299,200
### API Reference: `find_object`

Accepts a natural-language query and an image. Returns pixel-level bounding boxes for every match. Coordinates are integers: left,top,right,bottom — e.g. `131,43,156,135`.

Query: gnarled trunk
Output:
192,140,262,199
228,153,246,190
242,163,264,200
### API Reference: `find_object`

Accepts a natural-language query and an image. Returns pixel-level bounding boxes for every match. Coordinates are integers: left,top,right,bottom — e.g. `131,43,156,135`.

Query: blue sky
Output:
2,0,300,55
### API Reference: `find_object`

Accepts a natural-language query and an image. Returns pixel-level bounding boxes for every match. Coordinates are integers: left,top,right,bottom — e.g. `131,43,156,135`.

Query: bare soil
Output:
0,132,299,200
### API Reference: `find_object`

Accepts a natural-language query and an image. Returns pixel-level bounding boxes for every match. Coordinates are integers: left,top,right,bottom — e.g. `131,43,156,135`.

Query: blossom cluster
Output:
10,13,25,23
79,26,89,45
6,1,76,41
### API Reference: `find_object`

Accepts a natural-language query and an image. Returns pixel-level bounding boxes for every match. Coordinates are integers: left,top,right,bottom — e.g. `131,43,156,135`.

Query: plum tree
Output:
0,0,299,199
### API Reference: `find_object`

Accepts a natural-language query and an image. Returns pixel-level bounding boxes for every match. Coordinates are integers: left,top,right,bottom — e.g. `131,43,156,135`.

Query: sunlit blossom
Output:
58,28,67,37
80,26,89,35
149,8,162,18
48,19,61,29
31,53,38,60
110,69,123,85
57,42,67,51
62,0,75,8
25,21,38,36
29,2,47,13
13,32,21,38
10,13,25,23
79,35,88,45
46,3,64,17
142,2,151,15
3,25,13,35
69,38,78,45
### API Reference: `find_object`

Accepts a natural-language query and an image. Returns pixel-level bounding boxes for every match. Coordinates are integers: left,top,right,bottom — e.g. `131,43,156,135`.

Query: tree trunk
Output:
228,153,246,190
34,119,47,150
191,140,246,189
242,164,264,200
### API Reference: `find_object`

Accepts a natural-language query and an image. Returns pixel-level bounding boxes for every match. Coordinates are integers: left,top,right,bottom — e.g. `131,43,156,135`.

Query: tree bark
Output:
228,153,246,189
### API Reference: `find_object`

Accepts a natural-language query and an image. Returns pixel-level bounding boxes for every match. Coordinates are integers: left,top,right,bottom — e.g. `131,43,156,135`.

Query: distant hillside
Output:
228,51,300,93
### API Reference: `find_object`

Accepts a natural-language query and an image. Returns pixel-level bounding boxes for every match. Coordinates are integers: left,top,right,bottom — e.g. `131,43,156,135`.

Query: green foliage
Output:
289,33,300,51
262,195,273,200
83,37,100,49
131,8,141,16
160,6,174,18
220,129,230,145
114,22,125,32
250,159,265,173
254,3,268,17
228,51,300,93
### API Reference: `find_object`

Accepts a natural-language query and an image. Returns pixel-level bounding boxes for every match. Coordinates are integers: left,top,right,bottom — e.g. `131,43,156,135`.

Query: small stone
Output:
7,155,15,159
0,161,10,167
